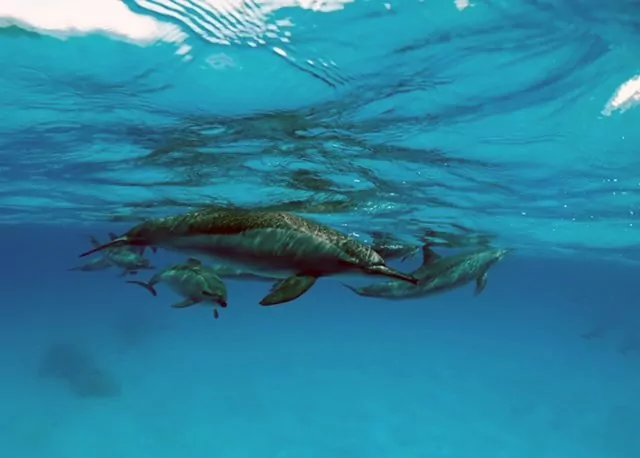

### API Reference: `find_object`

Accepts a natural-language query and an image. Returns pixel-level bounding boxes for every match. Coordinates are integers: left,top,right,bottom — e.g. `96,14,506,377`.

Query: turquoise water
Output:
1,0,639,457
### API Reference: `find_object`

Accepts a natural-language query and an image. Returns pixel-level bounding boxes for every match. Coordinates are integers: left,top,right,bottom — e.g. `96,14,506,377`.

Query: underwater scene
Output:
1,0,640,457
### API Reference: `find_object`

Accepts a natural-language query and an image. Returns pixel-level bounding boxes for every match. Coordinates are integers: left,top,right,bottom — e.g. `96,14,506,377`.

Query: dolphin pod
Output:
79,208,420,307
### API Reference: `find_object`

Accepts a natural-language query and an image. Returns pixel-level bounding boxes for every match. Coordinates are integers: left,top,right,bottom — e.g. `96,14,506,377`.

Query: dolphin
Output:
369,231,421,262
78,208,419,306
208,264,278,283
342,245,514,300
127,257,228,319
69,235,154,276
68,256,113,273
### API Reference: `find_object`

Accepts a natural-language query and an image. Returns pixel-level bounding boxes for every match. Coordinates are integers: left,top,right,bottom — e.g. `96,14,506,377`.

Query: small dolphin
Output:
99,234,155,276
127,257,228,319
342,245,513,300
69,235,154,276
68,256,113,272
370,231,421,262
78,208,419,306
106,248,155,277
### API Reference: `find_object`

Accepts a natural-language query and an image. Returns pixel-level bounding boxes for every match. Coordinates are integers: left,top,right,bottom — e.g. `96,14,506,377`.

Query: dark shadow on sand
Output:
37,342,121,399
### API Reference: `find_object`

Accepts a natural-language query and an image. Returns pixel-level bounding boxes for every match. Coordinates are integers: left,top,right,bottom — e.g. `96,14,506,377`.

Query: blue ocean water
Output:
1,0,640,457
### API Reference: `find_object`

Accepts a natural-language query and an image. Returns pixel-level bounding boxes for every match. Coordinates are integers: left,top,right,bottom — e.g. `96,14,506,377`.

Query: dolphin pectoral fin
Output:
420,245,441,266
172,299,198,309
259,276,318,306
475,272,488,296
126,280,158,297
214,309,220,319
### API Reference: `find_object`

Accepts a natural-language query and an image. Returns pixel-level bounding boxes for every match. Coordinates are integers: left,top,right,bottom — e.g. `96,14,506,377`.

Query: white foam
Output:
602,74,640,116
0,0,187,44
0,0,353,45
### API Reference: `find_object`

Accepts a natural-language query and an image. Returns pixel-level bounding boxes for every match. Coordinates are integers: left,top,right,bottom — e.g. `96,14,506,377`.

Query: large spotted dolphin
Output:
79,208,419,306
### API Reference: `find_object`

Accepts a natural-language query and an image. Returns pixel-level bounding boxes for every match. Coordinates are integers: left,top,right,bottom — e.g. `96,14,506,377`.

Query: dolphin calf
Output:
69,235,155,276
68,256,113,273
369,231,421,262
342,245,513,300
127,257,228,319
79,208,419,306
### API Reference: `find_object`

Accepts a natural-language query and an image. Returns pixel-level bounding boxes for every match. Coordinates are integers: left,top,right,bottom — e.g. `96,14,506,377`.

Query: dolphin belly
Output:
159,229,355,278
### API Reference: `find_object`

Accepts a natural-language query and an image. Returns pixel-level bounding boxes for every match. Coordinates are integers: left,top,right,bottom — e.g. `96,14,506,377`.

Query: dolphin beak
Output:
78,236,129,258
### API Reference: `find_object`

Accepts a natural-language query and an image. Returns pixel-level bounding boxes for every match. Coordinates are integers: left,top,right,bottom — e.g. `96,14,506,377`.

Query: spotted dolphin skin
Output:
79,208,419,306
342,245,514,300
127,257,228,319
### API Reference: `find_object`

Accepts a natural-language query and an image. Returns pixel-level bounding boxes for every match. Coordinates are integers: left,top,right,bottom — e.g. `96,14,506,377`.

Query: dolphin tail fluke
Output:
365,265,419,286
78,236,129,258
126,280,158,297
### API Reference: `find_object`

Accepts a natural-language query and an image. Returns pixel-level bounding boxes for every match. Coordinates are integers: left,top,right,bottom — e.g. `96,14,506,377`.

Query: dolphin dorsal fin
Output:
186,257,202,266
108,233,119,241
420,245,441,266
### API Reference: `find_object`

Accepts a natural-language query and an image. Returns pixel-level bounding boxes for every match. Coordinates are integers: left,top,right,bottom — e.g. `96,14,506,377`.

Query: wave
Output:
1,0,640,261
0,0,185,44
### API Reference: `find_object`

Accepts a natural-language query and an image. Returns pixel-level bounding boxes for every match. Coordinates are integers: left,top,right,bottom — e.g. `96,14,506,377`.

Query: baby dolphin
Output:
370,231,421,262
343,245,513,300
101,233,155,277
79,208,419,306
68,256,112,273
69,235,154,276
127,257,228,319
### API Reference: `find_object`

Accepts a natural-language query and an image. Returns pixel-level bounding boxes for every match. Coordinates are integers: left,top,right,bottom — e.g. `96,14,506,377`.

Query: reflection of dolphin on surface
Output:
342,245,514,300
78,208,419,306
69,234,155,277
